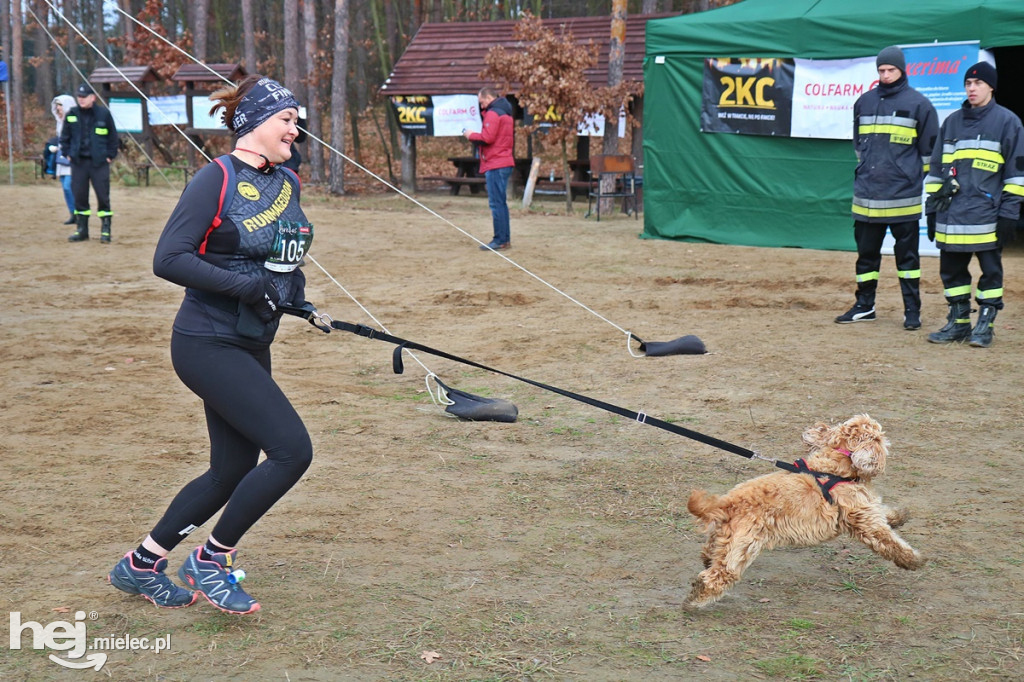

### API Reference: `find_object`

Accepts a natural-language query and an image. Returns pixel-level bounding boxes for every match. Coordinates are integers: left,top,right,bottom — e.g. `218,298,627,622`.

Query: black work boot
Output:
100,216,112,244
969,305,998,348
927,300,972,344
835,290,876,324
903,309,921,331
901,280,922,330
68,214,89,242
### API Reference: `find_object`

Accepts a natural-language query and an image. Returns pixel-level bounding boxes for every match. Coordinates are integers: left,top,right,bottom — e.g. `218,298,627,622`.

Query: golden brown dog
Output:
686,414,924,607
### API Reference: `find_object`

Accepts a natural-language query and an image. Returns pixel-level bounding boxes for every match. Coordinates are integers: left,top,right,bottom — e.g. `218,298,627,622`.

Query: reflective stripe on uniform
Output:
937,231,998,246
941,139,1004,166
856,271,880,283
851,195,921,218
897,269,921,279
858,114,919,140
944,284,973,298
1003,175,1024,196
977,288,1004,300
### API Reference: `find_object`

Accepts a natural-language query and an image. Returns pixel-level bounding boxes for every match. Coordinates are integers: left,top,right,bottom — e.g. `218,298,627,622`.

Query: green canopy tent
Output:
642,0,1024,250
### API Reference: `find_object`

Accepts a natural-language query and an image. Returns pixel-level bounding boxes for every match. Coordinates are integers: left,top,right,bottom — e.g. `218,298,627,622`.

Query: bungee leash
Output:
279,304,805,474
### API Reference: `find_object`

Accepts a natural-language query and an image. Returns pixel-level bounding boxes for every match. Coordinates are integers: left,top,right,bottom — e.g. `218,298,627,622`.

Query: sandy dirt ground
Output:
1,178,1022,681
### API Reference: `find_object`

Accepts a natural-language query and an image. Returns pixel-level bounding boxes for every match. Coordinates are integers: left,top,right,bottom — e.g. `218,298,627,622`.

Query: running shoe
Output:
179,546,261,614
108,553,197,608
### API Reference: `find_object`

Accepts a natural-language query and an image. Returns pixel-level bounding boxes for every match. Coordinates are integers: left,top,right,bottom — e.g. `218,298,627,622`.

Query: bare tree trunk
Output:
400,132,415,193
284,0,302,99
241,0,257,73
600,0,627,215
192,0,208,61
93,0,105,63
33,0,53,108
12,0,24,153
384,0,399,72
641,0,661,13
117,0,134,44
603,0,625,156
352,0,369,111
302,0,323,182
329,0,350,195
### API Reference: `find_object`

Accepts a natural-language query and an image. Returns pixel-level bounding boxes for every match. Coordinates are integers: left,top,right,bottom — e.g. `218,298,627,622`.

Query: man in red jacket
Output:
465,87,515,250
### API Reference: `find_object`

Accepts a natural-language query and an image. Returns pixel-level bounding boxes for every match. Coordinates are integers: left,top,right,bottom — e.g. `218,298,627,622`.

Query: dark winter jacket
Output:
852,77,938,223
468,96,514,173
59,103,119,167
925,99,1024,252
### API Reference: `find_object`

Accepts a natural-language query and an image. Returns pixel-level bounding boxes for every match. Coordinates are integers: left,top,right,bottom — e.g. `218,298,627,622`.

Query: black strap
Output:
792,458,853,503
291,311,796,470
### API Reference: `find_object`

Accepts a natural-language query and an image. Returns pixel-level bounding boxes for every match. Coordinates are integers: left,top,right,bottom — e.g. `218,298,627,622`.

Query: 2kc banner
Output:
701,58,795,137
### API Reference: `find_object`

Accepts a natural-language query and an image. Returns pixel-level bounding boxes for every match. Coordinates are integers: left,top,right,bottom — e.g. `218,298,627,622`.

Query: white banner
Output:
791,57,876,139
432,94,481,136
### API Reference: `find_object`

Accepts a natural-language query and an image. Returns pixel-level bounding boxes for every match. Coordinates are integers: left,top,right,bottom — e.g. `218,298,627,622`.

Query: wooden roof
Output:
381,14,675,96
88,66,160,85
171,63,247,83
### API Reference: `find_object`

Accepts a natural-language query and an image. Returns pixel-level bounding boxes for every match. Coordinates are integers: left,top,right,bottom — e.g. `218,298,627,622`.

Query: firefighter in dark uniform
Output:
60,83,119,243
925,61,1024,347
837,46,938,330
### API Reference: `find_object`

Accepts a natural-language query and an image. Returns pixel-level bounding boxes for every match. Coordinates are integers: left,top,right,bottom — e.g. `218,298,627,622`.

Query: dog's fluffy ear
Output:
802,423,830,450
842,415,888,476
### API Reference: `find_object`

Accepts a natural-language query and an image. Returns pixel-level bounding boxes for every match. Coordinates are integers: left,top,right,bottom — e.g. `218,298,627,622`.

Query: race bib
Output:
265,220,314,272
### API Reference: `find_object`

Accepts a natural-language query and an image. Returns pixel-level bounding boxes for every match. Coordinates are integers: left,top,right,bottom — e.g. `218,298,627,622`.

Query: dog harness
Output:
792,454,855,504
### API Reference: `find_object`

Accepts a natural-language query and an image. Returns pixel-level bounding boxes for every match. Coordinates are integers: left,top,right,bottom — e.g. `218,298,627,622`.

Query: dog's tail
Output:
687,489,726,525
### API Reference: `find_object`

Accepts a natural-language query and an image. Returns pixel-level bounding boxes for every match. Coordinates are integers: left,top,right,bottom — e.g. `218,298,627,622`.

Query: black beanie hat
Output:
964,61,997,90
876,45,906,74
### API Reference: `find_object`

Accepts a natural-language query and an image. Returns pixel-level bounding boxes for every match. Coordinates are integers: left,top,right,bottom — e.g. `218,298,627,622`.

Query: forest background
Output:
0,0,739,193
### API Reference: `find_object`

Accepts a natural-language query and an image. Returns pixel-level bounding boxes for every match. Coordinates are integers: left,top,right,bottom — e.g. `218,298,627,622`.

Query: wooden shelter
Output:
380,14,673,191
381,15,660,96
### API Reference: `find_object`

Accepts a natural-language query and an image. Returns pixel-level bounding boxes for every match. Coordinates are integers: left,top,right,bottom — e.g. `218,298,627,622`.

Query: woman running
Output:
108,75,315,614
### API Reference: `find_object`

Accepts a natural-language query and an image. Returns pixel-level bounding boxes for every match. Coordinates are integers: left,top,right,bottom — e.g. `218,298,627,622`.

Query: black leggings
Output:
149,333,313,550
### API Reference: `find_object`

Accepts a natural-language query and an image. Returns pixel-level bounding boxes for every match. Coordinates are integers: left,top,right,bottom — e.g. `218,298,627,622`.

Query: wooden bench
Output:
421,175,486,195
135,163,195,187
532,179,590,199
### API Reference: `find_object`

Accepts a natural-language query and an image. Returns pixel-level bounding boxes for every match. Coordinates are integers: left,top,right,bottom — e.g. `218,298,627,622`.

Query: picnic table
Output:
423,157,534,195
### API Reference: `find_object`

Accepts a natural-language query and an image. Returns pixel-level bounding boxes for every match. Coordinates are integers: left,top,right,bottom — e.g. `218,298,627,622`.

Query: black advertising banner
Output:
701,58,795,137
390,95,435,136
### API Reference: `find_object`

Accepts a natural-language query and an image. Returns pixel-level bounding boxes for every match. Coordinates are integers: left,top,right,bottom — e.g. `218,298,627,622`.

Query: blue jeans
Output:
485,166,513,245
60,174,74,216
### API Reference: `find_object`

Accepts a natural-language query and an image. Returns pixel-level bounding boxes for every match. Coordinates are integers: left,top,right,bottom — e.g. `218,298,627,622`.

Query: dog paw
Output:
896,551,926,570
886,508,911,528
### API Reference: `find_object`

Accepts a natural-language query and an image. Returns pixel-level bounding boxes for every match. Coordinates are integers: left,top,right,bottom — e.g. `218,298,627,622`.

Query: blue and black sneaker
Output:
108,553,197,608
179,546,260,615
